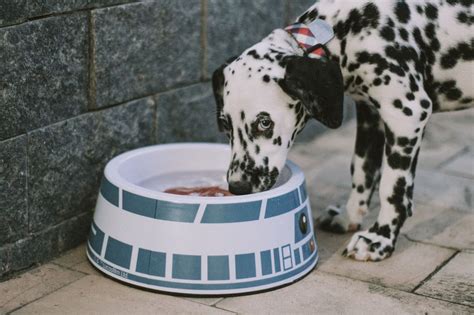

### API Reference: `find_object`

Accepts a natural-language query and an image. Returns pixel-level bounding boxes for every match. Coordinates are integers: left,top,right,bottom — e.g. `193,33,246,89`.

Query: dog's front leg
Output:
318,100,384,233
344,93,432,261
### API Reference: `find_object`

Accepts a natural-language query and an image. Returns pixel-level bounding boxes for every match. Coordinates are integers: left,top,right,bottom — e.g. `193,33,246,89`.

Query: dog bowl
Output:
86,143,318,295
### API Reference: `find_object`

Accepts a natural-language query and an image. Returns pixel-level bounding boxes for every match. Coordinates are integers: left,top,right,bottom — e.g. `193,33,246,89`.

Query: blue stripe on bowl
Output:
100,176,119,206
88,221,104,255
294,206,310,243
201,201,261,223
235,253,256,279
88,245,318,291
273,248,281,273
104,237,132,269
123,190,157,217
264,189,300,218
136,249,166,277
172,254,201,280
294,248,301,265
208,256,230,281
156,200,199,223
260,250,272,276
299,181,307,202
122,190,199,223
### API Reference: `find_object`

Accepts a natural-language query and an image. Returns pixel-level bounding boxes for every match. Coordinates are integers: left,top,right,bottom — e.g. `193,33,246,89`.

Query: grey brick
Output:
0,1,27,26
286,0,315,23
0,14,88,141
27,98,155,232
206,0,285,77
0,212,92,279
0,135,27,244
156,83,226,144
28,0,138,18
0,0,137,27
92,0,201,108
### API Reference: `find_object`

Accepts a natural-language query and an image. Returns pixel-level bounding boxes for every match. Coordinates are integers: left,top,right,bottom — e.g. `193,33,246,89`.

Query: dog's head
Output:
212,30,344,195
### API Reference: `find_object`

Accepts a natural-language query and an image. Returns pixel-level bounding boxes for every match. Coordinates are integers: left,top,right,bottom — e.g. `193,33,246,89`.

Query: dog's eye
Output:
258,118,272,131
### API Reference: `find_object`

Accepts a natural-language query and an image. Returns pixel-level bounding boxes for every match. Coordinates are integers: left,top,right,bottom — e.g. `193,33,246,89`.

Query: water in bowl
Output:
138,170,228,192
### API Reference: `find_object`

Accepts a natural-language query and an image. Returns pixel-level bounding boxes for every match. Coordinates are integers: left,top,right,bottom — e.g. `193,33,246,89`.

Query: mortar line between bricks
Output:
411,250,460,293
153,95,159,143
4,276,86,315
0,1,141,30
200,0,208,80
435,146,469,170
90,79,207,112
88,11,97,110
284,0,291,25
411,291,472,308
3,80,211,143
316,269,471,308
49,261,89,276
402,234,465,252
210,303,238,314
25,133,30,234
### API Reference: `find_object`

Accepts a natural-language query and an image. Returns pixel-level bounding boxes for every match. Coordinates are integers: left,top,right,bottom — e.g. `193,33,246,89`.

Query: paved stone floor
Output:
1,109,473,314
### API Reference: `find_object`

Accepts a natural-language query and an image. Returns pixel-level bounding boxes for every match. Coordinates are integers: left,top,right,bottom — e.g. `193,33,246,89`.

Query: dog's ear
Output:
212,56,237,132
278,55,344,129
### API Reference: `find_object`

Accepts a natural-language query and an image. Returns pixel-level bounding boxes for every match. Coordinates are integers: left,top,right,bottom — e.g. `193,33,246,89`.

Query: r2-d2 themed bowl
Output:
87,143,318,295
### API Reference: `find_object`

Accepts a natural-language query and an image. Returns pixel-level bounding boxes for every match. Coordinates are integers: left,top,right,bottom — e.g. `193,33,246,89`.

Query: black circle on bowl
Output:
299,213,308,235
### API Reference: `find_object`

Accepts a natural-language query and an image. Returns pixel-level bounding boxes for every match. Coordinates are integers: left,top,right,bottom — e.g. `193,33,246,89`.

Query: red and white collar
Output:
284,19,334,58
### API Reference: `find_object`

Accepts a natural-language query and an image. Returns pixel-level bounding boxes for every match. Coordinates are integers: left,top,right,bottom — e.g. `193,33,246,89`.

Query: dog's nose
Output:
228,181,252,195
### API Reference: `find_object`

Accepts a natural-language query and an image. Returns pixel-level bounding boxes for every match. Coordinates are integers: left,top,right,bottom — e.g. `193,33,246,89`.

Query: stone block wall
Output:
0,0,316,279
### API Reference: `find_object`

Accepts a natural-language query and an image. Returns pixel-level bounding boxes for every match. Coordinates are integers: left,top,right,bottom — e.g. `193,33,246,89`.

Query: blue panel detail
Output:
273,248,281,273
294,248,301,265
135,249,150,274
265,189,300,218
136,249,166,277
281,244,293,271
294,206,310,243
201,201,261,223
104,237,132,269
235,253,256,279
123,190,157,218
208,256,230,280
88,245,318,291
88,221,104,255
156,200,199,223
299,181,307,203
100,176,118,206
172,254,201,280
260,250,272,276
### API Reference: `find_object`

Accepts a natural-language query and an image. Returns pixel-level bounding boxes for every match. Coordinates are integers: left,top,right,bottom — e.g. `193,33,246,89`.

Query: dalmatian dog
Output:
212,0,473,261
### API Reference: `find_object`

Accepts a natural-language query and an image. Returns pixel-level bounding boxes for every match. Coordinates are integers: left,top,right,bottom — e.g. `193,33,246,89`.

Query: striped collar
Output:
284,19,334,58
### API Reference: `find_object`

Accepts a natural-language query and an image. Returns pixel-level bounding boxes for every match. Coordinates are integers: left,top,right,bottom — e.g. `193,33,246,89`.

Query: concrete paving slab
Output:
12,275,232,314
402,203,474,250
186,297,224,307
71,260,102,277
51,243,87,268
414,169,473,213
416,251,474,307
442,149,474,179
215,271,470,315
318,236,455,291
0,263,84,314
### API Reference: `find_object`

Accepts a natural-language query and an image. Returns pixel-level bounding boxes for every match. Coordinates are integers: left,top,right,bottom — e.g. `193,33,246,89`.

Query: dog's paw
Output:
342,230,394,261
316,205,360,234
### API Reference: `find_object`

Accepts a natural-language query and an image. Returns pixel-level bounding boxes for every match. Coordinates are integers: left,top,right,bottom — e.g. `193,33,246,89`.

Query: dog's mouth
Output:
228,166,280,195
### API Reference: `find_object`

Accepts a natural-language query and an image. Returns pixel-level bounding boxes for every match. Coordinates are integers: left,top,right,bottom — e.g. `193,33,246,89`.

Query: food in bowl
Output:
164,186,233,196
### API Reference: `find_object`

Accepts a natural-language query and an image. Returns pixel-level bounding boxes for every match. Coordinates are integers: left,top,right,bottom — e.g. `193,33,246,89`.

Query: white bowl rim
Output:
104,143,305,204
